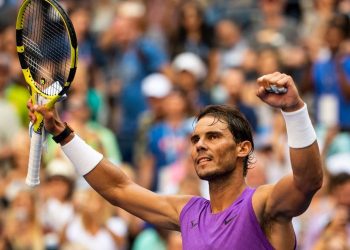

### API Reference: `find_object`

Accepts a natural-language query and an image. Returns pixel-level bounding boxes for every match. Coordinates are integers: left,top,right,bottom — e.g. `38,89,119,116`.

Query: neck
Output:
227,97,239,106
208,171,247,213
166,114,185,127
264,14,283,28
188,31,201,42
330,48,339,57
82,215,100,234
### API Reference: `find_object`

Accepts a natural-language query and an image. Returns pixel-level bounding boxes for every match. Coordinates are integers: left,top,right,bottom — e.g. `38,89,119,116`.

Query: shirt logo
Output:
224,215,237,225
191,220,198,228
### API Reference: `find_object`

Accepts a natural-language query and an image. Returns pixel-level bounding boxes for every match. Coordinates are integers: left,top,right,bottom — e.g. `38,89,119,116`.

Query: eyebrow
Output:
190,130,224,142
207,131,223,136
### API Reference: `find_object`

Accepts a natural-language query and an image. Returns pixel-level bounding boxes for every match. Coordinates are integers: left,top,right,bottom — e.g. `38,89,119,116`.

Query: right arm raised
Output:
85,157,191,231
28,101,192,231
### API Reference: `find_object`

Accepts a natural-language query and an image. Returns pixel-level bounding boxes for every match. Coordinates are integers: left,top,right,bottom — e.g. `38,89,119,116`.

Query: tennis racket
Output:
16,0,78,187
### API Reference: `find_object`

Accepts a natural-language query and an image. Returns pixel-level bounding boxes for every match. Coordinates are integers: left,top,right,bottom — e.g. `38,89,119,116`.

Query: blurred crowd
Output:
1,0,350,249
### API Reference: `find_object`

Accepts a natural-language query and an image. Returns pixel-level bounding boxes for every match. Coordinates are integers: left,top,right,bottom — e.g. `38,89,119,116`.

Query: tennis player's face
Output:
190,116,239,181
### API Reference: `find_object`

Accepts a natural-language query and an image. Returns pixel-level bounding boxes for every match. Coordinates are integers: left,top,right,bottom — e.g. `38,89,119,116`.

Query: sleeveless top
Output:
180,187,278,250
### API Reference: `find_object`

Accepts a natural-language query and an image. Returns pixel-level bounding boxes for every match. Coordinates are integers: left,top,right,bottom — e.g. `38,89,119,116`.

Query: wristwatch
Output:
52,122,74,143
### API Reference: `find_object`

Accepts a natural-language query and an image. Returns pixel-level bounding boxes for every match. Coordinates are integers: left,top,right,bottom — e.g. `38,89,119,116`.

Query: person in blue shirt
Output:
140,88,195,191
311,14,350,130
98,9,173,164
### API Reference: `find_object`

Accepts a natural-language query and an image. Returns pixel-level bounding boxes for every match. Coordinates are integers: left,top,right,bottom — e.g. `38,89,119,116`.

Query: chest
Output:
180,197,274,250
182,204,247,250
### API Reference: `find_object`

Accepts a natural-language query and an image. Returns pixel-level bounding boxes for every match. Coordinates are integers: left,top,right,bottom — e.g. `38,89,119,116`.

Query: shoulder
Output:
343,56,350,67
179,196,208,220
148,122,166,135
136,37,163,54
313,49,332,64
252,185,297,248
252,184,274,222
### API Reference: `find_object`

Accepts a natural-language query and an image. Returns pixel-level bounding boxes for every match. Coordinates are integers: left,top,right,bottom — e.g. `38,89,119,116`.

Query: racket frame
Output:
15,0,78,186
16,0,78,132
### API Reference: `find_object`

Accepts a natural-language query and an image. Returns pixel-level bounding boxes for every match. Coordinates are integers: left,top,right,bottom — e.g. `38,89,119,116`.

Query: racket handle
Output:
32,111,44,132
26,130,43,187
265,85,288,94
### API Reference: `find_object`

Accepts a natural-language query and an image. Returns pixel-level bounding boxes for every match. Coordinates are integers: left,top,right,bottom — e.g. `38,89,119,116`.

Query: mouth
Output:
196,156,212,165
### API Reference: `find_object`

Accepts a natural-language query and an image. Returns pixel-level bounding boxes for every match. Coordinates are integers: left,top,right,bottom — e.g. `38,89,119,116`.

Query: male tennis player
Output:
28,72,323,249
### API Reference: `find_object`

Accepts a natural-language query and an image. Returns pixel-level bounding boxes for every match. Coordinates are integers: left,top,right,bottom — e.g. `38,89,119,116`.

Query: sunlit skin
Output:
27,72,323,249
190,116,250,182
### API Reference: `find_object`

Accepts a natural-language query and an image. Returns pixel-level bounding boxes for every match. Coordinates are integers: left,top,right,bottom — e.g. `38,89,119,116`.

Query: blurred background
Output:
1,0,350,249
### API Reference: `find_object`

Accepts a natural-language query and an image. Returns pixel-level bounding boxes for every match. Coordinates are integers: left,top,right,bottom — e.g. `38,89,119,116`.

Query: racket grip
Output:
26,131,43,187
265,85,288,94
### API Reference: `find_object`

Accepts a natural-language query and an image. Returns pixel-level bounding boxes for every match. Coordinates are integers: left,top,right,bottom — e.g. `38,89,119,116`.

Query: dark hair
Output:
329,13,350,38
196,105,254,176
171,0,215,60
329,172,350,193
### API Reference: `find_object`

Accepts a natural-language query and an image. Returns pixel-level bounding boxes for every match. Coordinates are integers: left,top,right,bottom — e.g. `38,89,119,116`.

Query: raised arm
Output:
27,101,192,231
255,72,323,221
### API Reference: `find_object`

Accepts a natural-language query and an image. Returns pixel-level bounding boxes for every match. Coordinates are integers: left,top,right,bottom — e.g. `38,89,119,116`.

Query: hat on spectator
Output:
5,181,30,202
172,52,207,81
141,73,172,98
46,159,76,180
117,1,146,18
326,152,350,175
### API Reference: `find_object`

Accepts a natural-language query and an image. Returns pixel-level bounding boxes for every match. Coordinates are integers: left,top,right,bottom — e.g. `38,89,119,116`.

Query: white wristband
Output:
281,103,317,148
61,134,103,176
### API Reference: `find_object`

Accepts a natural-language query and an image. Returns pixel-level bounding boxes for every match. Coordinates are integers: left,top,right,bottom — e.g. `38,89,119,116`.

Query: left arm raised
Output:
265,139,323,220
255,72,323,221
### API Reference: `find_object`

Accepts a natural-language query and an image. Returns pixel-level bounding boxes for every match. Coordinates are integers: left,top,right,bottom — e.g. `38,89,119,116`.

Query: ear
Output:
237,141,252,158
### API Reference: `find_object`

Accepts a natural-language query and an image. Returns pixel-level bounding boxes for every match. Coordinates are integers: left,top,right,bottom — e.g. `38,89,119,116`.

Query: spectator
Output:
138,88,195,192
214,67,258,133
166,231,182,250
300,0,336,59
132,226,168,250
62,187,126,250
312,205,349,250
39,159,76,249
302,172,350,250
172,52,211,112
0,53,20,171
90,0,118,36
170,0,218,87
65,94,121,164
69,7,98,67
251,47,284,140
116,164,145,248
245,151,268,188
0,129,31,205
98,1,172,164
248,0,300,48
214,19,250,77
134,73,173,165
4,188,44,249
0,23,31,127
0,212,11,250
310,14,350,130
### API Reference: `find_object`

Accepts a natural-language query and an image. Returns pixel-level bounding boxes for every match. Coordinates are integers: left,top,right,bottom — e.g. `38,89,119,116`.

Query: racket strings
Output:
22,0,71,96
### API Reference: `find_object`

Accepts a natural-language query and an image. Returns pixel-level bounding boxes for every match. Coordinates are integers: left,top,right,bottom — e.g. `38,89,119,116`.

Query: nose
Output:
195,138,208,152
